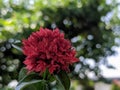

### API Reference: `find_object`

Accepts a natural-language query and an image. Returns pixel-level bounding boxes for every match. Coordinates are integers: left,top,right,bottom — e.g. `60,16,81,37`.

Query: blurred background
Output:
0,0,120,90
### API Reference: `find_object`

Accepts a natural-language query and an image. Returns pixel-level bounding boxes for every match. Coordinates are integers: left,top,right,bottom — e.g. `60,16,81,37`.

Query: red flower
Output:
22,28,79,74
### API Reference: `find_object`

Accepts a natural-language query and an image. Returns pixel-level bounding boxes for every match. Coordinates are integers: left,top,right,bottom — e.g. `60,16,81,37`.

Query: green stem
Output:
43,70,47,80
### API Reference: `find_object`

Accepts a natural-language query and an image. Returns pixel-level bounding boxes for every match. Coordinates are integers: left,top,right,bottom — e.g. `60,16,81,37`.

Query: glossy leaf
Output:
15,80,48,90
18,73,40,85
55,71,70,90
18,68,40,85
18,67,27,81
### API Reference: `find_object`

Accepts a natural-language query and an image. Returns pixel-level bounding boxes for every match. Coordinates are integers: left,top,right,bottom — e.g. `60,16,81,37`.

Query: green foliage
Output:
16,68,70,90
18,68,27,81
16,68,46,90
112,84,120,90
0,87,13,90
55,71,70,90
16,80,48,90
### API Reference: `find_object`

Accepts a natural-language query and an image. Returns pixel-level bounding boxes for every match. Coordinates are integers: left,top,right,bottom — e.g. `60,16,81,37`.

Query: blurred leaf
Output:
14,40,21,44
106,65,115,69
18,72,40,85
18,67,27,81
16,68,47,90
15,80,48,90
55,71,70,90
11,44,22,52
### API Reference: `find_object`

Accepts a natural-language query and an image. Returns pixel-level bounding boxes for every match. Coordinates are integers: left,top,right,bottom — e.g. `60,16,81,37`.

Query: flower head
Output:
22,28,79,74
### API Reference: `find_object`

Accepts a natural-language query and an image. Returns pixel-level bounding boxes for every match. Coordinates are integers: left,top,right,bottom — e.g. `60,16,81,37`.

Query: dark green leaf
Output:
55,71,70,90
18,72,40,85
18,68,40,85
15,80,48,90
42,69,55,82
18,67,27,81
47,75,56,82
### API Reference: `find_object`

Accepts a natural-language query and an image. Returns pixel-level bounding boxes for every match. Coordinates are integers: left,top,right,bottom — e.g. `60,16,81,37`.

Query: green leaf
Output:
12,44,22,52
18,68,40,85
47,74,56,82
16,68,48,90
18,67,27,81
18,72,40,85
15,80,48,90
55,71,70,90
41,69,55,82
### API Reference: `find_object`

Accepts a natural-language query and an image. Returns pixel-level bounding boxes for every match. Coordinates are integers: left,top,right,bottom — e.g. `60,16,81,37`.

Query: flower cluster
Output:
22,28,78,74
